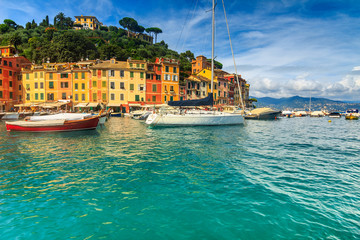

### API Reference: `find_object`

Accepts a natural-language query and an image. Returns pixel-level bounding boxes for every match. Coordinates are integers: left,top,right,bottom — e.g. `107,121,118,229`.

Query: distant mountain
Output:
251,96,360,111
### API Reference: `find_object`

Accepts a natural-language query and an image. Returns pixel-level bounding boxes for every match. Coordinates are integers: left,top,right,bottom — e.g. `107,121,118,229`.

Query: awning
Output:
87,102,99,107
42,103,59,108
74,103,89,108
107,103,121,107
129,103,141,107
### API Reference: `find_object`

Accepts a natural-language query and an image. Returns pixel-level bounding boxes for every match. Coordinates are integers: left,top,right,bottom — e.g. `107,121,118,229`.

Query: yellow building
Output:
156,58,180,102
127,59,147,106
22,66,46,104
197,68,219,100
90,59,128,111
72,67,90,105
74,15,102,30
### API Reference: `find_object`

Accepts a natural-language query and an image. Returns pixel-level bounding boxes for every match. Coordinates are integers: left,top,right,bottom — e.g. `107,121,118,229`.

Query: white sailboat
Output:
145,0,244,127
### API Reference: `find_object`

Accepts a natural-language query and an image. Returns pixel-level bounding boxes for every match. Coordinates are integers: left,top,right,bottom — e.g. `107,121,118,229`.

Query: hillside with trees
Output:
0,13,199,81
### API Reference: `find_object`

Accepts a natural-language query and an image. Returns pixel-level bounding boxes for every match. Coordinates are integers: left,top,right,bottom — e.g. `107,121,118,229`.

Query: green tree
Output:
9,32,22,51
4,19,17,29
119,17,138,37
146,27,162,43
54,12,73,30
25,22,32,30
31,19,37,29
0,24,10,34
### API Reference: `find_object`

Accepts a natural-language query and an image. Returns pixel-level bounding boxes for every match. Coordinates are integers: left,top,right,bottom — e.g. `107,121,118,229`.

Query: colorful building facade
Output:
74,15,102,30
0,55,31,111
156,58,180,103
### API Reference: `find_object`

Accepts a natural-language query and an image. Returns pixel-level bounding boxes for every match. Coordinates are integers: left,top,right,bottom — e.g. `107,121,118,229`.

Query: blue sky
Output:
2,0,360,100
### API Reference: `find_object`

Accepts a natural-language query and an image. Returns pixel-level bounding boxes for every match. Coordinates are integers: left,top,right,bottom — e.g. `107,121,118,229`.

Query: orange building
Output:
0,56,31,111
145,62,162,104
156,58,180,103
191,55,211,74
0,46,16,57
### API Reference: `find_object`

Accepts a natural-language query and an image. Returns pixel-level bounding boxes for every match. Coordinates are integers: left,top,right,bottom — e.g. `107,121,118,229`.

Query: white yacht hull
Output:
145,112,244,126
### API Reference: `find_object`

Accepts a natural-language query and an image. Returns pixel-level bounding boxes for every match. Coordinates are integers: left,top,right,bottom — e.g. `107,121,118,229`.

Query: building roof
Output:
90,61,127,70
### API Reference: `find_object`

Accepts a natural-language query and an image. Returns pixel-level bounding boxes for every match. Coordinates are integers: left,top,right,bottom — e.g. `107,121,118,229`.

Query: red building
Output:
145,62,162,105
0,54,31,111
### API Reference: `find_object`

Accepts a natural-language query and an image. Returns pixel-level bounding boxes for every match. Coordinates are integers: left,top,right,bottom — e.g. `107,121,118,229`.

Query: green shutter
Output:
130,84,134,90
82,72,85,79
93,81,97,87
135,95,140,101
75,72,78,79
130,72,134,78
140,72,144,78
93,93,97,101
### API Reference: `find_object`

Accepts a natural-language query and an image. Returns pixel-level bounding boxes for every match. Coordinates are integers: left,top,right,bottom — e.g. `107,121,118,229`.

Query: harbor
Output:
0,117,359,239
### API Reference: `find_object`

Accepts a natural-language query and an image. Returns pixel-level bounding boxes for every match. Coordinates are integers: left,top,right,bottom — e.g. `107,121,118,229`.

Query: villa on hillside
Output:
74,15,103,30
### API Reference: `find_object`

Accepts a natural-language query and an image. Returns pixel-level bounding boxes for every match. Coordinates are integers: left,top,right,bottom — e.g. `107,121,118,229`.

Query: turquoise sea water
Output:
0,117,359,239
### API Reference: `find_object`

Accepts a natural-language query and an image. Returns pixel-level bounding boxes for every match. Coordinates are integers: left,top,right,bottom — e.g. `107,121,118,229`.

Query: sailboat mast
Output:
211,0,215,94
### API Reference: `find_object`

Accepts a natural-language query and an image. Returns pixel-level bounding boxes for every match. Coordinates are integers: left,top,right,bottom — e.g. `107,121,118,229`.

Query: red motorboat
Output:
5,115,99,132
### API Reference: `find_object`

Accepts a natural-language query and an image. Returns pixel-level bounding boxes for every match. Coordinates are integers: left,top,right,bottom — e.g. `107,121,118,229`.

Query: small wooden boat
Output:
5,116,99,132
110,112,122,117
345,109,359,120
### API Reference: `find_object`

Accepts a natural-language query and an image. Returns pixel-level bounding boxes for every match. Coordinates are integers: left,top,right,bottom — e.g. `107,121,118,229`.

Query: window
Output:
75,83,78,89
35,93,38,100
26,84,30,90
109,70,115,77
164,96,167,102
75,72,78,79
164,74,170,80
0,80,2,86
130,84,134,90
138,84,145,91
93,93,97,101
9,62,12,67
141,64,144,68
170,96,173,101
170,86,174,91
19,85,21,91
40,82,44,89
102,70,106,77
3,61,7,66
120,70,124,77
224,82,226,87
26,73,29,80
214,84,217,90
135,95,140,101
219,82,221,86
102,93,106,101
173,67,177,73
172,75,178,81
26,93,30,100
111,93,115,100
75,94,78,101
93,81,97,87
136,63,140,68
156,75,161,81
0,69,2,74
9,71,12,76
61,82,69,88
82,72,85,79
61,73,68,78
120,82,125,89
9,81,12,88
62,93,66,100
152,84,157,92
157,66,161,71
92,70,96,76
49,73,53,80
152,96,156,102
82,83,85,90
40,93,44,100
140,72,144,78
130,63,133,68
49,81,54,89
34,82,38,89
120,94,124,101
130,72,134,78
40,72,43,78
35,72,38,78
102,81,106,87
165,66,169,72
0,91,2,98
82,94,85,101
203,82,206,87
110,82,115,89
